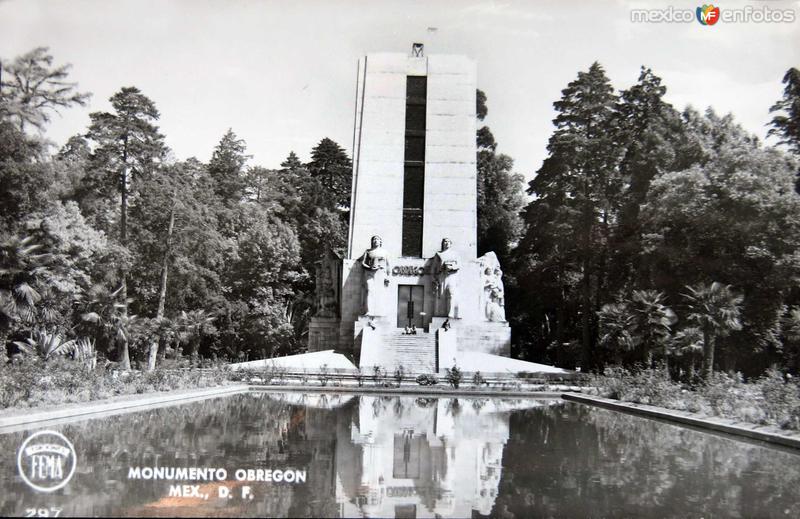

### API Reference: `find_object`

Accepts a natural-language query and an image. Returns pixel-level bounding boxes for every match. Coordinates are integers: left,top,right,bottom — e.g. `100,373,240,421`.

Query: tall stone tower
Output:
309,45,510,372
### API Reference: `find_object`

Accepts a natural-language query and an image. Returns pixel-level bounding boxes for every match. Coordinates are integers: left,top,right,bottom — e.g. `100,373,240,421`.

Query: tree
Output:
281,151,302,170
627,290,677,370
477,152,525,258
683,282,743,378
178,309,216,358
640,110,800,373
476,89,488,121
253,150,346,351
0,234,51,353
475,90,525,258
598,290,676,369
80,284,139,367
0,121,51,230
609,67,692,291
782,307,800,374
23,201,109,296
244,166,273,202
307,138,352,210
517,62,621,369
226,206,302,303
86,87,165,368
208,129,249,207
598,301,635,363
669,326,705,379
0,47,90,132
128,158,227,369
768,67,800,156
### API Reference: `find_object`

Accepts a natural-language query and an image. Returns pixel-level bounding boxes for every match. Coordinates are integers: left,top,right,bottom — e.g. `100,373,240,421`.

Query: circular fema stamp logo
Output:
17,430,77,492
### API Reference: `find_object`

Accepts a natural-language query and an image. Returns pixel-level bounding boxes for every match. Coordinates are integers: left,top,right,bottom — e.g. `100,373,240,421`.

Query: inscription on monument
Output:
391,266,428,276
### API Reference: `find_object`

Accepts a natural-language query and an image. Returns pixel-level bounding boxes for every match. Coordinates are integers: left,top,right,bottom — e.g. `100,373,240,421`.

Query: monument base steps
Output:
385,330,437,374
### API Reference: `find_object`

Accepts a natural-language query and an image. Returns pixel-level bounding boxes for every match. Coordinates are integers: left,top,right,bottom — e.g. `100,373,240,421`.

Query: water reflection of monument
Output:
308,44,512,374
289,394,555,518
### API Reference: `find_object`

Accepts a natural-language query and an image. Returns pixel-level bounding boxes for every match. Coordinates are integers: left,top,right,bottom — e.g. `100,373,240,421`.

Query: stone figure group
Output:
479,252,506,322
358,236,504,322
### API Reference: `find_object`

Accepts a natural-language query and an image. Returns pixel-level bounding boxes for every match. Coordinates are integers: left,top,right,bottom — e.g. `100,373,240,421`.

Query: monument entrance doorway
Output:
397,285,424,329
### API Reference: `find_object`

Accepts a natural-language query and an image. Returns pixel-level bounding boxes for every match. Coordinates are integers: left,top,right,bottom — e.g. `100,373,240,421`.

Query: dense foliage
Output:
0,47,351,370
511,63,800,378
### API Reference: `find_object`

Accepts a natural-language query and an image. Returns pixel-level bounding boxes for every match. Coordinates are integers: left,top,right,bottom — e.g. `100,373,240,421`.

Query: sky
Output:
1,0,798,182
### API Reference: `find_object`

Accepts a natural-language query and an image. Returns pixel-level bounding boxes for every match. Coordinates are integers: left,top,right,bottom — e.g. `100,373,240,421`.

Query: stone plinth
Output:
308,317,339,352
430,317,511,357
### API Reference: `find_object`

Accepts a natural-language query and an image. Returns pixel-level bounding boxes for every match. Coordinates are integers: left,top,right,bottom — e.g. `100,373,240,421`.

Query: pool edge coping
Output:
562,392,800,450
0,385,249,429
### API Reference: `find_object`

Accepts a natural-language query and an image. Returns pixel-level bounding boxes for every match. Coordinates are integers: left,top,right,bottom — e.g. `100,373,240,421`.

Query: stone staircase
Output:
385,330,437,374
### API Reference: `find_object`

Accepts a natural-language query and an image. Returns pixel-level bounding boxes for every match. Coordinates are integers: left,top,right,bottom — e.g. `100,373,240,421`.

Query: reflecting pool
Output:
1,391,799,518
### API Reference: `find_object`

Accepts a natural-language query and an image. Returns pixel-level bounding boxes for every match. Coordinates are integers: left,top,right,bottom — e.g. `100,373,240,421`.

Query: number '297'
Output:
25,508,62,517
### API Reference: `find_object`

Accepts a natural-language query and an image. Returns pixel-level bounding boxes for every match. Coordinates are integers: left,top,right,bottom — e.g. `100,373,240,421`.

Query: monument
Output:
308,44,511,373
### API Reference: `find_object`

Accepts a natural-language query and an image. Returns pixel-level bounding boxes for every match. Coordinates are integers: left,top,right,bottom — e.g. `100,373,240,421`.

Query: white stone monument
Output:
308,44,512,373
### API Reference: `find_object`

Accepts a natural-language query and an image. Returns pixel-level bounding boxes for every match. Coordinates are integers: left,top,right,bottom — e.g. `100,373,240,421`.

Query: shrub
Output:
757,369,800,429
594,365,800,431
594,366,682,407
415,374,438,386
625,368,683,408
393,365,405,387
372,365,384,386
697,371,743,416
472,371,487,388
0,355,228,410
445,365,462,389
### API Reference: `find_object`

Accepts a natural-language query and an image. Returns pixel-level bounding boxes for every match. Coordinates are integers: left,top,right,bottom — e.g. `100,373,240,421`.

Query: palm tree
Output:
0,235,51,353
628,290,677,370
598,301,635,364
599,290,676,369
178,310,216,359
151,316,180,363
80,284,136,369
682,282,743,378
142,316,174,370
670,327,705,380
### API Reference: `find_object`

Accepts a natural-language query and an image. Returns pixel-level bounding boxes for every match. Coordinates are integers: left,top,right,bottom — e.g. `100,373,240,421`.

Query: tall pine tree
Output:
208,129,249,207
768,67,800,156
86,86,166,369
307,138,352,210
517,62,621,369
